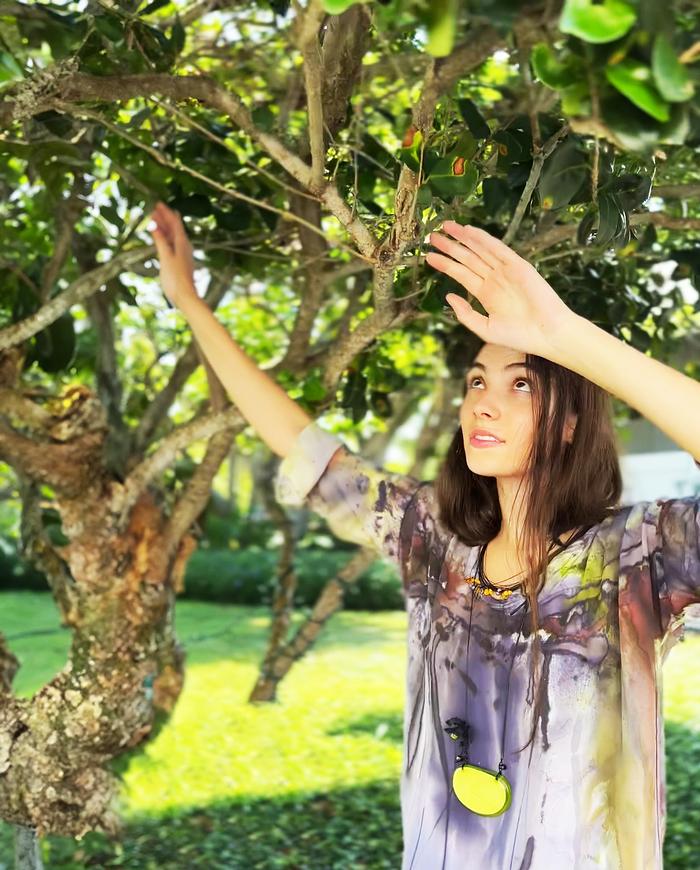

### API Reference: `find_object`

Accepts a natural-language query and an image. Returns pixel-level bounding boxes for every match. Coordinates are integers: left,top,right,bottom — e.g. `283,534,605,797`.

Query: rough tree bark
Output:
0,269,238,837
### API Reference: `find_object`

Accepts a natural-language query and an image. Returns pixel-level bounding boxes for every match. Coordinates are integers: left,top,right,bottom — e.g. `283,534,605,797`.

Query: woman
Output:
149,204,700,869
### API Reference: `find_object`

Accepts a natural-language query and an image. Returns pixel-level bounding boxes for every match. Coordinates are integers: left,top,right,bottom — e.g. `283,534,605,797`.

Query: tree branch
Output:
375,23,507,313
0,246,154,351
652,183,700,200
113,406,244,527
518,211,700,257
0,422,105,498
71,232,130,477
294,0,327,189
40,181,90,303
0,388,54,434
0,71,379,258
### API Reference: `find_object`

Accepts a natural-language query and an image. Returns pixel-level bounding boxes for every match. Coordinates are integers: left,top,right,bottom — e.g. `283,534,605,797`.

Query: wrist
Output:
176,282,202,315
546,311,596,371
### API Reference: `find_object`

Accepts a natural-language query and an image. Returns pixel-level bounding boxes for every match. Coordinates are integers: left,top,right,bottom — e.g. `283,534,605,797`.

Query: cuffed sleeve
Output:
274,420,427,569
274,420,346,507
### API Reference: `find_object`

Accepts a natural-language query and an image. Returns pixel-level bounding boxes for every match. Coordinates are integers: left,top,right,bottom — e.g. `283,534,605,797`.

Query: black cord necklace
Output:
444,572,529,816
443,527,590,815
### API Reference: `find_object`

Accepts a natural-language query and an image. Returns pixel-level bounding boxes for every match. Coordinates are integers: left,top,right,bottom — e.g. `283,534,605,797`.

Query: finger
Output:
425,251,485,296
440,221,505,271
171,209,188,242
154,219,175,250
457,223,522,267
445,293,490,339
154,202,170,225
151,226,173,258
428,232,492,280
153,207,177,247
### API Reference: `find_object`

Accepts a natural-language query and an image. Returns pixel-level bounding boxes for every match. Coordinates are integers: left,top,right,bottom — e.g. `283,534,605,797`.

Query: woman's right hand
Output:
148,201,199,310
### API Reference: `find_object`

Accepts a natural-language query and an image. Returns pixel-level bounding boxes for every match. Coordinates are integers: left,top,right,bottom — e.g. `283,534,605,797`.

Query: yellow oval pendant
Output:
452,764,512,816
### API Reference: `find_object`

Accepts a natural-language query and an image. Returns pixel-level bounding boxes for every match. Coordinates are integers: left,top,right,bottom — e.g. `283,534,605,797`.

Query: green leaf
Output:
322,0,359,12
576,206,597,246
491,130,518,166
424,0,458,58
251,105,276,132
139,0,171,14
416,183,433,209
605,60,670,122
597,192,623,246
31,313,76,374
658,102,690,145
302,374,327,403
171,14,185,54
427,161,479,201
559,0,637,44
171,193,212,217
100,203,124,228
482,177,511,218
368,391,393,419
0,51,23,84
457,99,490,140
530,43,583,89
601,173,651,210
396,127,424,173
95,13,124,44
599,94,662,151
558,81,590,116
537,137,588,209
652,34,695,103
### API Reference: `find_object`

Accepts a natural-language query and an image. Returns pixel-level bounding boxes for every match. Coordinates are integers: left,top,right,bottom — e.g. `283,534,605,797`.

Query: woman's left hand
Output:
425,221,577,360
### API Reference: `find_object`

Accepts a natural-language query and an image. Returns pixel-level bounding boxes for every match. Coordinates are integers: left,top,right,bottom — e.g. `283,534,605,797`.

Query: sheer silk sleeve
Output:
274,420,428,571
642,495,700,636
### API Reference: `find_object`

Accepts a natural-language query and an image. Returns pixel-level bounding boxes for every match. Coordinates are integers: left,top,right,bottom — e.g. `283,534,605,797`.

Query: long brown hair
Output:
434,340,623,753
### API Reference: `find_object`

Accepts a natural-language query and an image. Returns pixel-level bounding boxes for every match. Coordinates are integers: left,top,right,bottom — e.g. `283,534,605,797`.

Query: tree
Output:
0,0,698,854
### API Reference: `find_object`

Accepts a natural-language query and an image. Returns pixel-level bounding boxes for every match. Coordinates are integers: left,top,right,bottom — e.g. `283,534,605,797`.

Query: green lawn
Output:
0,591,698,869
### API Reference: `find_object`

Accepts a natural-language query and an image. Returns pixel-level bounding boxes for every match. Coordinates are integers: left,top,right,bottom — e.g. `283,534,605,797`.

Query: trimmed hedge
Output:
181,546,405,610
0,542,405,610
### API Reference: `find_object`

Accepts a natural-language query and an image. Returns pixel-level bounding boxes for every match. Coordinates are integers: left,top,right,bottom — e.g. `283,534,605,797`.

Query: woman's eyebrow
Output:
466,361,528,374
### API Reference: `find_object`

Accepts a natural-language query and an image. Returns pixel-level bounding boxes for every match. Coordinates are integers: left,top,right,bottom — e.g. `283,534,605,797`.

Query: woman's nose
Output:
471,398,501,417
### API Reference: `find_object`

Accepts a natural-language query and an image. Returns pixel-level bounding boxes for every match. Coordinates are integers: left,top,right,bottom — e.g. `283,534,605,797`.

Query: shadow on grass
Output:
1,780,404,870
326,712,404,745
0,719,697,870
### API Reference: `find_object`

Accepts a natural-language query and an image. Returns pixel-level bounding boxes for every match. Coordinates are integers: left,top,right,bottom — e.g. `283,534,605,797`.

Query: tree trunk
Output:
13,824,43,870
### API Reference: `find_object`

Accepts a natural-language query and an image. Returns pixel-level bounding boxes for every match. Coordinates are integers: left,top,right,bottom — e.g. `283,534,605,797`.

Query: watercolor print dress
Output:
274,420,700,870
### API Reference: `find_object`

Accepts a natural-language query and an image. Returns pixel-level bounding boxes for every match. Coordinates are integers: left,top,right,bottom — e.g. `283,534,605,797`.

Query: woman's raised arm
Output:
149,201,312,459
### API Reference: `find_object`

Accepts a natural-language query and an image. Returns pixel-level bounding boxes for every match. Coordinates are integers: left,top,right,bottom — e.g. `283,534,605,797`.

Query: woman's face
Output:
459,343,536,478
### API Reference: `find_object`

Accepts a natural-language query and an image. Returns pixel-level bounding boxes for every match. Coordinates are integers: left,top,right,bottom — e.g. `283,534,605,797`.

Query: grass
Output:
0,591,698,869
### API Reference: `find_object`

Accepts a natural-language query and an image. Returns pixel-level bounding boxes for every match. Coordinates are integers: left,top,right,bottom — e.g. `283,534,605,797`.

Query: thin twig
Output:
50,99,374,266
502,124,570,246
149,96,320,204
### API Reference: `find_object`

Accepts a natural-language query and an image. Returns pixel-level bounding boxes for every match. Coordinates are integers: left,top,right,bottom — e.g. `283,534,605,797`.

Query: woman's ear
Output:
564,412,578,444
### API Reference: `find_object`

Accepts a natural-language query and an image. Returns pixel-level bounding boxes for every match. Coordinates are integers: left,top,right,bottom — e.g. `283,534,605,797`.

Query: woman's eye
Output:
466,377,530,391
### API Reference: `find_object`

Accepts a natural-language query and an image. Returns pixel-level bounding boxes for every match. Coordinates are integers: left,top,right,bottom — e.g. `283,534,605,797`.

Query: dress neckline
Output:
447,522,598,610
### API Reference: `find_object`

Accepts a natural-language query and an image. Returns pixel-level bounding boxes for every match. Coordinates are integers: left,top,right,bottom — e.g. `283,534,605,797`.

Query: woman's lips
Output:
469,435,504,448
